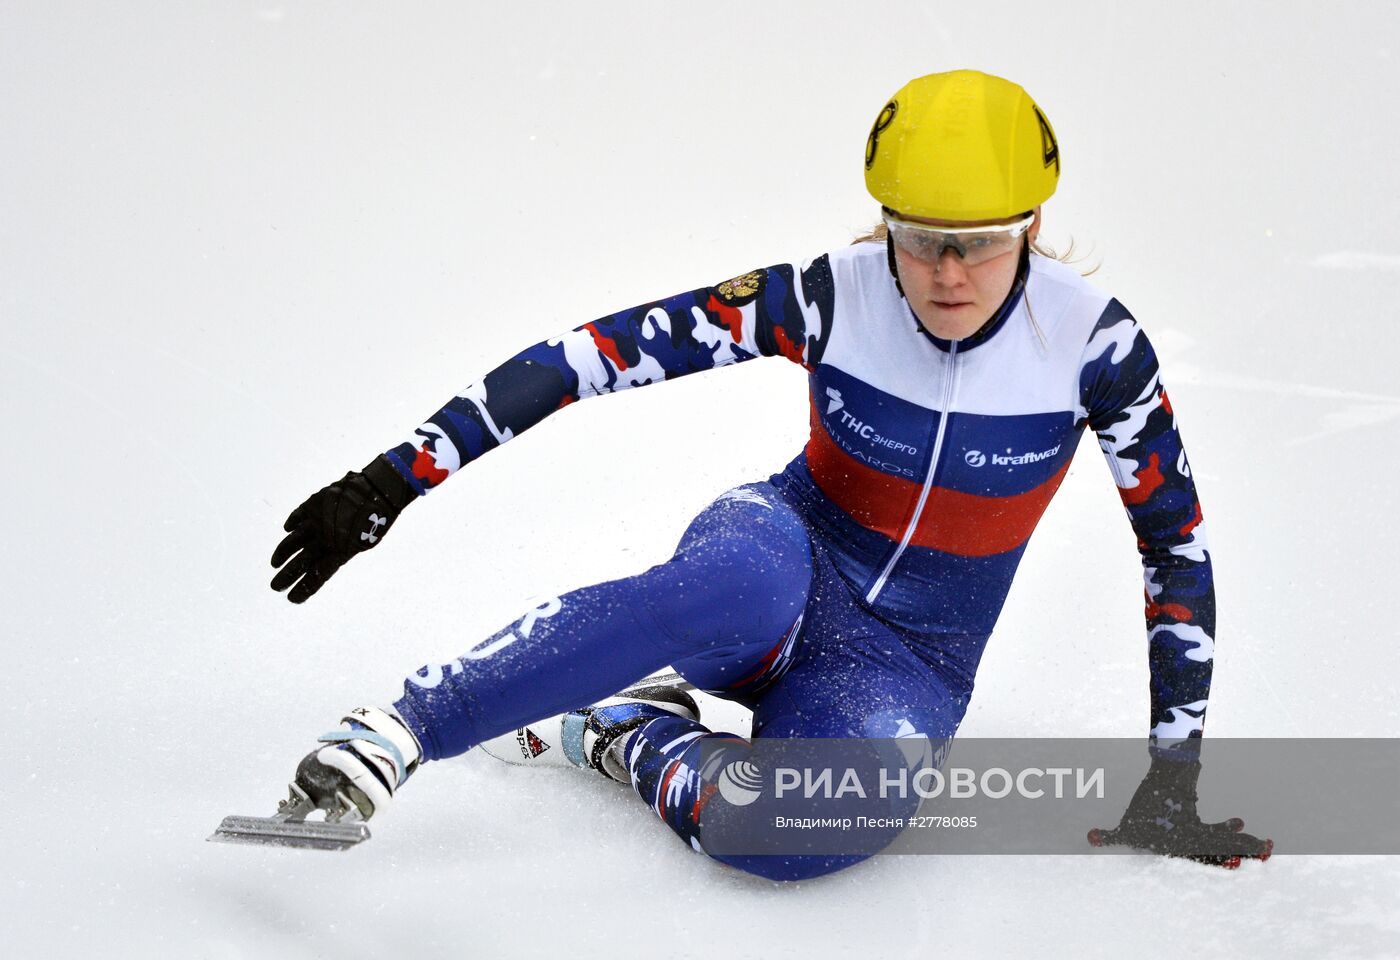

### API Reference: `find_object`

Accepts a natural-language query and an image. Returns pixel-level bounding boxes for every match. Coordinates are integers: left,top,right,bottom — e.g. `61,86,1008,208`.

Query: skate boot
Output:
294,706,423,821
478,674,698,782
209,706,423,851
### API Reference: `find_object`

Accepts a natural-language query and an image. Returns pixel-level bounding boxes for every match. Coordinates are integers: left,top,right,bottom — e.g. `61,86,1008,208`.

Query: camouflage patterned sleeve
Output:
1077,300,1215,743
382,256,835,494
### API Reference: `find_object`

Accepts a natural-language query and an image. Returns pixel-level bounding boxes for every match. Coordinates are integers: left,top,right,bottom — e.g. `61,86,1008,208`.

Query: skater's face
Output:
890,207,1041,341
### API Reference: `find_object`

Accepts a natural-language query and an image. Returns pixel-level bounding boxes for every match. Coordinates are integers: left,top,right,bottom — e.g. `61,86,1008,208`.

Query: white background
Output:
3,2,1398,957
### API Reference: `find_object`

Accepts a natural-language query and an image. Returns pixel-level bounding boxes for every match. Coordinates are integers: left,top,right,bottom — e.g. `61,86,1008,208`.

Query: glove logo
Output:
361,513,387,544
1155,798,1183,832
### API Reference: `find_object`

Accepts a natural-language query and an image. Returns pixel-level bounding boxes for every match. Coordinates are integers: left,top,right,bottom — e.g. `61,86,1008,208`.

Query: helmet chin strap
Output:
887,235,1032,340
885,231,904,298
970,238,1032,339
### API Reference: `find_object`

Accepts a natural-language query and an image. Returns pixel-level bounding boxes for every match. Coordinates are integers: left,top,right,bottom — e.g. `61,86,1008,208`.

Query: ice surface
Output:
3,2,1398,957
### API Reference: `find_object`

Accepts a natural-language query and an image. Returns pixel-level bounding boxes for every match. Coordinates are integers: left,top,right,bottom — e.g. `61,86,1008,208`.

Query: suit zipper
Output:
865,339,960,604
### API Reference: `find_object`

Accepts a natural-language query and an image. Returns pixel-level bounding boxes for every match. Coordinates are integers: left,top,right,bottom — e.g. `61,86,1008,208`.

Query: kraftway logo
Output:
964,444,1062,468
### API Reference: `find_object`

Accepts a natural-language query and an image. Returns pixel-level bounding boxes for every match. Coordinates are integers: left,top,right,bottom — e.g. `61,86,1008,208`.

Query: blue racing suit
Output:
385,243,1216,880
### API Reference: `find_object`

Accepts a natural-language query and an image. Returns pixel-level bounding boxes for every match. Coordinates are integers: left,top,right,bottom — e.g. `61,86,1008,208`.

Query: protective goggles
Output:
882,209,1034,265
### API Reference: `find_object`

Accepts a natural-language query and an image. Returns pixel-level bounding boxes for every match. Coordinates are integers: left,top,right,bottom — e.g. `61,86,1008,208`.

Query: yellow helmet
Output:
864,70,1060,221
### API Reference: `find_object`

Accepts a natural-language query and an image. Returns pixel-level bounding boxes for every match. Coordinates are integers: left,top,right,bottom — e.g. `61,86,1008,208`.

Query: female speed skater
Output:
267,70,1272,878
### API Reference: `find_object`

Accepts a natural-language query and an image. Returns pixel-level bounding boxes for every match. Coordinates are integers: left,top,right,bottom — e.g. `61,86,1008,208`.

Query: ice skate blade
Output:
209,814,370,851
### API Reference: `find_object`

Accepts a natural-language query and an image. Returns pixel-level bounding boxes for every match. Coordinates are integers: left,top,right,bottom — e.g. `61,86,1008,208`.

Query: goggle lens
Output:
883,212,1034,266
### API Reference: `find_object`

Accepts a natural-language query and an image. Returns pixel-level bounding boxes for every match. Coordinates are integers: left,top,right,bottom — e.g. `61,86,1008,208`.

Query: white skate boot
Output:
295,705,423,820
478,674,699,782
210,705,422,851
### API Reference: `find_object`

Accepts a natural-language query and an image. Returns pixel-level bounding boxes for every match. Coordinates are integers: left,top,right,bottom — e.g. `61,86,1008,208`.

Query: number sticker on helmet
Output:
1034,105,1059,175
864,72,1061,220
865,100,898,170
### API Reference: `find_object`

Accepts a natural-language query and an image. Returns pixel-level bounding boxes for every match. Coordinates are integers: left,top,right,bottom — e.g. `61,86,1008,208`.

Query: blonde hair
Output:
851,220,1099,276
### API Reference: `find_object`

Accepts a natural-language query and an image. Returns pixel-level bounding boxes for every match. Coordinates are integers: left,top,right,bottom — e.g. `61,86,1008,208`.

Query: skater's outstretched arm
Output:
1078,300,1216,744
270,257,836,602
382,256,835,496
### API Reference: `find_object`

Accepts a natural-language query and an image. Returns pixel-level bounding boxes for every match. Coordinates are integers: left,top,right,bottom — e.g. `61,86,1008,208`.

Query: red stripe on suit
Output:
804,410,1072,558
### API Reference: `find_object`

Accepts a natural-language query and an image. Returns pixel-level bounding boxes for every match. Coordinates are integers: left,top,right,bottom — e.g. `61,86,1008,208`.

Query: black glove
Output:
1088,744,1273,869
270,455,417,604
